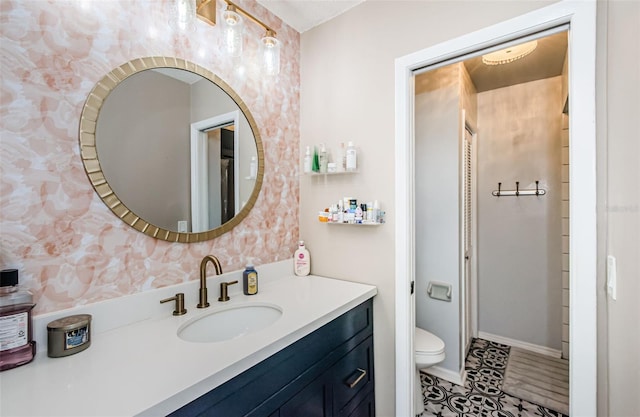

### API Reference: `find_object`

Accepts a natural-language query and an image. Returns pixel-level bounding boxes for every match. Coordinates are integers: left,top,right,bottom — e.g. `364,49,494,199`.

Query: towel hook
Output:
515,181,520,196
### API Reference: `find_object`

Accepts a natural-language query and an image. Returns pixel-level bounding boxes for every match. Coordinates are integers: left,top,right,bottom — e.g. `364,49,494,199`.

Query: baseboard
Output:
478,331,562,358
423,365,467,386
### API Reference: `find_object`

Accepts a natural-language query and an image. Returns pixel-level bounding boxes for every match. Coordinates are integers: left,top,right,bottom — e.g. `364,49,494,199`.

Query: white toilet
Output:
415,327,446,414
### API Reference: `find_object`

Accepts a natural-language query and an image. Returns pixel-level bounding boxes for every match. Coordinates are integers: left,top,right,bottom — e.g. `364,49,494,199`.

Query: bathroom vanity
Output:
0,261,377,416
171,298,374,417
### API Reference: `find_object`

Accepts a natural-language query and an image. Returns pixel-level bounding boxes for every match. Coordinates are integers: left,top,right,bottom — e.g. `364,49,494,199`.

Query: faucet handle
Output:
160,293,187,316
218,280,238,302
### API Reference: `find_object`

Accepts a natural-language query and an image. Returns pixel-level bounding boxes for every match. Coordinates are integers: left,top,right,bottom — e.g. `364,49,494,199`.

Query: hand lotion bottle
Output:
294,241,311,276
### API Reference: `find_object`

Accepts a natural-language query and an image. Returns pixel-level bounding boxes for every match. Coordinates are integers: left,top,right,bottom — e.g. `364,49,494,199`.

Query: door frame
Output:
394,2,597,416
190,110,241,232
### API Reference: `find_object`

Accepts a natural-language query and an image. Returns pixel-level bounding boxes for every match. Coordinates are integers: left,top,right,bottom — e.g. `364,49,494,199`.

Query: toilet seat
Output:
415,327,445,356
415,327,446,414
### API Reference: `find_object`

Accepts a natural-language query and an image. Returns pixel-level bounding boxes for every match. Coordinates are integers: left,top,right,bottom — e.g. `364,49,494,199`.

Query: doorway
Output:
414,30,569,414
394,2,597,416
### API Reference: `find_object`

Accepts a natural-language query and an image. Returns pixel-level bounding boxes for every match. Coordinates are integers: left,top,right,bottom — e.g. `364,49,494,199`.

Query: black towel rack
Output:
492,181,546,197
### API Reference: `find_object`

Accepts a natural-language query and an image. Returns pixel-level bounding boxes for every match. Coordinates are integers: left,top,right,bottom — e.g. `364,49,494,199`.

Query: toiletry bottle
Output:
312,146,320,172
0,269,36,372
337,200,344,223
372,200,380,223
367,202,374,223
355,205,363,223
346,141,357,171
294,241,311,276
243,264,258,295
318,143,328,173
330,204,339,222
303,146,312,174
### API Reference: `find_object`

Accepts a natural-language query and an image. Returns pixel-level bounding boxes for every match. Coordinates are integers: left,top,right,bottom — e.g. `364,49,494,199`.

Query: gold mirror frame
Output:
79,57,264,243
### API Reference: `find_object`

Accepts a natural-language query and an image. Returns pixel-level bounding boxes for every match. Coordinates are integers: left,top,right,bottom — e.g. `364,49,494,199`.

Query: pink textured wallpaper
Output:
0,0,300,315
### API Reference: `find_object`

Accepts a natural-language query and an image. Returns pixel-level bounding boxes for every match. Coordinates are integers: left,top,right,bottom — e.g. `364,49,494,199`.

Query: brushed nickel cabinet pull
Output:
346,368,367,388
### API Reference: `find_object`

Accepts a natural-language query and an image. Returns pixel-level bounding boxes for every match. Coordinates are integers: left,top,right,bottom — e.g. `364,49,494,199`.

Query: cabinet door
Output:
331,337,374,415
279,376,329,417
343,392,375,417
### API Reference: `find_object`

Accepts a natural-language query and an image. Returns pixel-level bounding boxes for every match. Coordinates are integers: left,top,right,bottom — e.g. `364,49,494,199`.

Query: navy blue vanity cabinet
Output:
170,298,374,417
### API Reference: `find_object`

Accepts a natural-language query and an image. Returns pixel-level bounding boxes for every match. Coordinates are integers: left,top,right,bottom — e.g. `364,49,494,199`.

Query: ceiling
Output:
464,32,568,92
416,32,568,94
255,2,567,93
256,0,365,33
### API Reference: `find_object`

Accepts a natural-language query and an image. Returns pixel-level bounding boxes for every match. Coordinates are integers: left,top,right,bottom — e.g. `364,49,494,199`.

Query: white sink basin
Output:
177,303,283,343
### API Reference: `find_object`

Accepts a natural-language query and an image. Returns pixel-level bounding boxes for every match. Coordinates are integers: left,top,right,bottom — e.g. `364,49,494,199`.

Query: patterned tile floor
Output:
418,338,569,417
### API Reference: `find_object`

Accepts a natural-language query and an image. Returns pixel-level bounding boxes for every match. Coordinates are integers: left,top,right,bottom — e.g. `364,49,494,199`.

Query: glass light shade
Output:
262,34,280,76
482,40,538,66
171,0,197,32
223,9,243,58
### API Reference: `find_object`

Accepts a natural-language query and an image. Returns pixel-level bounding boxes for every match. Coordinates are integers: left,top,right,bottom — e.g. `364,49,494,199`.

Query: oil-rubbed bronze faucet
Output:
198,255,223,308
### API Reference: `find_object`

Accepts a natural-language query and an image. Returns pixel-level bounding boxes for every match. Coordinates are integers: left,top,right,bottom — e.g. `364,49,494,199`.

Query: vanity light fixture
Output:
261,29,280,75
192,0,281,75
196,0,216,26
222,3,243,58
482,40,538,66
171,0,198,31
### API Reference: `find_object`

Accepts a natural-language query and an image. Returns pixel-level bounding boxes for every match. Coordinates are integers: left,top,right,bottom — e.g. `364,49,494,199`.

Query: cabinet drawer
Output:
331,336,374,415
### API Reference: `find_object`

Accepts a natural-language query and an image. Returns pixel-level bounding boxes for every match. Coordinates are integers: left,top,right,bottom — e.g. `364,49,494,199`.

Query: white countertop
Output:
0,262,377,417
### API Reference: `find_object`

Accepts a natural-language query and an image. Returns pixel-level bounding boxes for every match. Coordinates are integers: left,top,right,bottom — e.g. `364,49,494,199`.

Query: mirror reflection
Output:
79,58,263,243
93,67,259,236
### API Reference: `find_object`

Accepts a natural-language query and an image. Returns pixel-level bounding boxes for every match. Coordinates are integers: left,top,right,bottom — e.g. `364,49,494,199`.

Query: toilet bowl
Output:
415,327,445,414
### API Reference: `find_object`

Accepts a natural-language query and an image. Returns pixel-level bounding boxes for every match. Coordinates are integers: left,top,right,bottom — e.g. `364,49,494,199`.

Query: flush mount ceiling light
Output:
184,0,281,75
482,40,538,66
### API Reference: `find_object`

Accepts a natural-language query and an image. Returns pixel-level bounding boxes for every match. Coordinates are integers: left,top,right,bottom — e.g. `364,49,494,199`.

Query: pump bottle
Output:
294,241,311,276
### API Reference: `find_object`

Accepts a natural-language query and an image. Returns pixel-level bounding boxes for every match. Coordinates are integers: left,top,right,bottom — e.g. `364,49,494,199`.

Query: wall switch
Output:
177,220,188,233
607,255,617,301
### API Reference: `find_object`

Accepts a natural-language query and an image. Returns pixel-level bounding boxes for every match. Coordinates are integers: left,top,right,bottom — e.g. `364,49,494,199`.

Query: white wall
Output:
97,71,191,231
477,77,563,350
597,1,640,415
415,65,462,373
300,1,559,414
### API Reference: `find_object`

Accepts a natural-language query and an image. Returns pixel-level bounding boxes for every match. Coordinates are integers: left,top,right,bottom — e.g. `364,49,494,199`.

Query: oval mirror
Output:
79,57,264,243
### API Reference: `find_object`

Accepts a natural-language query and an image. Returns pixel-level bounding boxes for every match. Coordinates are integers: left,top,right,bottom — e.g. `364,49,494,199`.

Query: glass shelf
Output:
323,222,383,226
305,170,358,176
